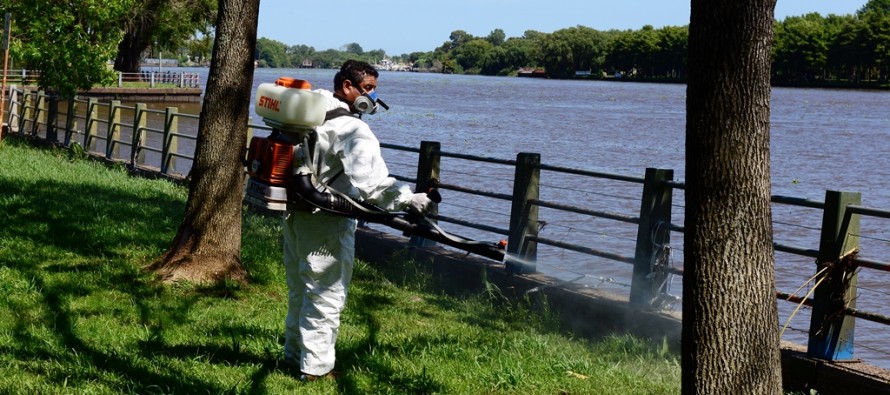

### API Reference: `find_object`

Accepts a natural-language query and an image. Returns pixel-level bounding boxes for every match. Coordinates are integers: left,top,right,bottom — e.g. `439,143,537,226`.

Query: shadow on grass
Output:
1,139,676,393
336,287,445,394
358,251,678,361
0,158,286,393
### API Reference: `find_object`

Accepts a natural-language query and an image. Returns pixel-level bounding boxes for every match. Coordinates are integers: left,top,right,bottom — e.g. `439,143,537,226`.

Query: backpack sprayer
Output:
244,77,322,211
244,77,403,220
243,77,507,261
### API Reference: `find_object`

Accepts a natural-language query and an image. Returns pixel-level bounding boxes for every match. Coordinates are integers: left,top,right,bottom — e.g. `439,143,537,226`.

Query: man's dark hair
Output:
334,60,379,91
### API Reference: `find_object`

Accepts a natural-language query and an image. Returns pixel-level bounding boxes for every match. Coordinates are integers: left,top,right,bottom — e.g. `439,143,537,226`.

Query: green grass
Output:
0,137,680,394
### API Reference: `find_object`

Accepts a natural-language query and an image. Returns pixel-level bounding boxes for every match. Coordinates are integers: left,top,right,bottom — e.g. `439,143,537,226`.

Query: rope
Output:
648,221,680,309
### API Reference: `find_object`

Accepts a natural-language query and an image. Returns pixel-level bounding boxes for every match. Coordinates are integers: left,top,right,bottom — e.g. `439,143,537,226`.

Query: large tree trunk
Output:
113,0,165,74
148,0,259,285
683,1,782,394
114,29,149,74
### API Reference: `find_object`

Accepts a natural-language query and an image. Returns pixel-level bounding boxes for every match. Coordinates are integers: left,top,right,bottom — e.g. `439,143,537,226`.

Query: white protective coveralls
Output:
283,89,416,376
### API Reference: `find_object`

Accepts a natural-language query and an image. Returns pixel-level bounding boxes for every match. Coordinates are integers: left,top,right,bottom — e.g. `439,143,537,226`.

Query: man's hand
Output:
408,193,433,214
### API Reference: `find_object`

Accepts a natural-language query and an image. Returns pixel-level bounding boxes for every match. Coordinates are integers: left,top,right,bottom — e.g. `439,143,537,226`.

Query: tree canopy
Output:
1,0,132,96
114,0,217,72
1,0,215,94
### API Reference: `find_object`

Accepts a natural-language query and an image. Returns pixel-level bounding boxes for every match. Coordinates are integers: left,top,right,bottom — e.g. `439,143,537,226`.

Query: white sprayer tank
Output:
255,77,327,130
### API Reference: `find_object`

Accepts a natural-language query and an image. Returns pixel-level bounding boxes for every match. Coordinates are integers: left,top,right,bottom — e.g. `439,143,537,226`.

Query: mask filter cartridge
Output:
353,92,377,114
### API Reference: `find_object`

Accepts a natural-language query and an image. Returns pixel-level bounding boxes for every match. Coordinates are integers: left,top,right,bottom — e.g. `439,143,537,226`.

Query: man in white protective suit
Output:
282,59,433,381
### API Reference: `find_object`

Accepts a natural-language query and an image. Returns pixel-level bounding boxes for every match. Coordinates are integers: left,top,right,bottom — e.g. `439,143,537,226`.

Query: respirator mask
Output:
352,85,389,115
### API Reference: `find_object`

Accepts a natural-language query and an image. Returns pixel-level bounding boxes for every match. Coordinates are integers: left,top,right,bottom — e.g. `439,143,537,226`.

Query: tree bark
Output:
114,28,149,74
148,0,259,285
113,0,165,74
683,1,783,394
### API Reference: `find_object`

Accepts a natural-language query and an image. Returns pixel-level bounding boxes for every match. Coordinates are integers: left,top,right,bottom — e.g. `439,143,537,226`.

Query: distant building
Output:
140,58,179,68
517,68,547,78
374,57,412,71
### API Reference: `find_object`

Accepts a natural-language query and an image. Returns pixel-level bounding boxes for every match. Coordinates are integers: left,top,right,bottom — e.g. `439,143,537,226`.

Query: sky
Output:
257,1,868,56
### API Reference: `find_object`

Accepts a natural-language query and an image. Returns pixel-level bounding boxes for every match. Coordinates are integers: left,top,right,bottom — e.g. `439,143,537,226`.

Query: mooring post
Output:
630,168,675,308
409,141,441,247
807,190,861,360
506,152,540,273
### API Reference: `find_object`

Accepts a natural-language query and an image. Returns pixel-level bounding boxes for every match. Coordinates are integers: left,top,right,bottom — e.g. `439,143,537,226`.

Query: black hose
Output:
291,174,505,262
291,173,397,222
380,215,506,262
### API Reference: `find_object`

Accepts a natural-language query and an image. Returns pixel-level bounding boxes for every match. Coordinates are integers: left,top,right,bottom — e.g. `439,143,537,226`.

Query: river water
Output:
150,67,890,369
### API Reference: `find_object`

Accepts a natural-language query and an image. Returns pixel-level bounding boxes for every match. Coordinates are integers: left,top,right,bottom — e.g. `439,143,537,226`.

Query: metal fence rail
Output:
4,86,890,367
3,69,201,89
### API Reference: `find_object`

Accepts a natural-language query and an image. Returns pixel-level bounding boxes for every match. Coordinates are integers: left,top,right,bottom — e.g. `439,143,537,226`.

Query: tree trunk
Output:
148,0,259,285
683,1,782,394
114,29,148,74
113,0,165,74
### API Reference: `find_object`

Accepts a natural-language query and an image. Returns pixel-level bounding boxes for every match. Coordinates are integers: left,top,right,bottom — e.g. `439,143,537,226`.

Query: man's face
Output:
345,75,378,105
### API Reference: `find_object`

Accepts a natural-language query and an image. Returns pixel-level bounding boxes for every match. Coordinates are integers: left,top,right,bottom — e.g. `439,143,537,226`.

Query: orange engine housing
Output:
246,135,294,186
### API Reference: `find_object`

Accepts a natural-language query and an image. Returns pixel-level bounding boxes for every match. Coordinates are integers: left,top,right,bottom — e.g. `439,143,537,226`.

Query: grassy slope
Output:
0,137,679,394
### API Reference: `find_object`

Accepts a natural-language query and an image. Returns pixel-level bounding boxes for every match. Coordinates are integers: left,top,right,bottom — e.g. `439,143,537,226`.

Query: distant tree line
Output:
3,0,888,95
256,0,890,86
772,1,890,84
255,39,388,70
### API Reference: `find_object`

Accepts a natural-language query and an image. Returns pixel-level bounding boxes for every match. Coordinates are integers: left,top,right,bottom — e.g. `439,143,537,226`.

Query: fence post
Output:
131,103,147,166
161,107,178,174
64,97,77,145
409,141,441,247
18,89,31,134
30,90,45,136
6,85,16,133
629,168,675,308
105,100,121,159
84,98,99,152
118,72,123,87
807,190,861,361
5,86,17,133
506,152,540,273
46,94,59,143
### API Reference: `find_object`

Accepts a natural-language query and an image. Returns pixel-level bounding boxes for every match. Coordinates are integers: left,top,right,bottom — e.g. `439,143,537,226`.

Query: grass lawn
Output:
0,137,680,394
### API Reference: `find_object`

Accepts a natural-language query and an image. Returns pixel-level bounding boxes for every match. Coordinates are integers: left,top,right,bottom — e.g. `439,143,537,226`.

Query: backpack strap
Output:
316,108,354,185
325,107,355,122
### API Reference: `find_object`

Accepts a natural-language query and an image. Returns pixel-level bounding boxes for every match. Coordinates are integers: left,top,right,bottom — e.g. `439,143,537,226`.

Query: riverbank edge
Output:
10,85,203,103
78,87,202,103
353,227,890,394
554,75,890,90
